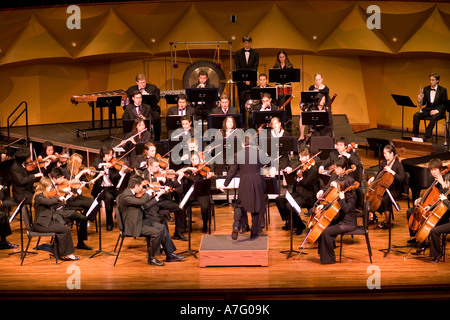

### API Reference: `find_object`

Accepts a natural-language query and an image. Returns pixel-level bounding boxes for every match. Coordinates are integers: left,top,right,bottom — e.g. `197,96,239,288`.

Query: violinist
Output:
120,118,152,166
131,141,157,170
10,147,44,205
50,166,92,250
177,151,214,233
367,144,405,229
144,157,187,241
32,177,80,261
120,174,185,266
318,176,357,265
318,137,363,183
275,148,319,235
91,146,129,231
211,116,241,176
406,158,445,244
38,141,59,174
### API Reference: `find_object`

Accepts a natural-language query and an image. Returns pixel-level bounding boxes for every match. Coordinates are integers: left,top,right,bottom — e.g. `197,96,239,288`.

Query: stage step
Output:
199,234,269,267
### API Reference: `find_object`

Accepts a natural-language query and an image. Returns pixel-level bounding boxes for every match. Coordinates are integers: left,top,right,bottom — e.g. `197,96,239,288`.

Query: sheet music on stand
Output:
9,199,25,223
180,185,195,209
285,191,301,215
86,189,105,218
215,177,240,189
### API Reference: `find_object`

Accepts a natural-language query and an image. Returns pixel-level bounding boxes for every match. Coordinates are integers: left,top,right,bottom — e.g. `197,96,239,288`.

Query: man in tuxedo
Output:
126,73,162,141
253,93,278,112
211,93,238,115
123,90,151,121
191,70,215,89
119,174,185,266
413,73,448,142
235,36,259,124
166,94,196,117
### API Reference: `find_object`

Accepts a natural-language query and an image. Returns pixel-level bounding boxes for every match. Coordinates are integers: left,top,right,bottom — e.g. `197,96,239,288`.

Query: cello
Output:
302,180,360,246
414,189,450,244
408,164,450,232
365,147,406,213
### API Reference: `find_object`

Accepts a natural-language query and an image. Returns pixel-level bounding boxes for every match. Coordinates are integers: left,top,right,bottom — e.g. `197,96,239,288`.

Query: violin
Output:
302,181,360,246
108,158,132,172
324,142,357,176
156,153,169,169
408,166,450,232
194,163,211,177
365,147,406,213
292,151,321,179
24,159,46,171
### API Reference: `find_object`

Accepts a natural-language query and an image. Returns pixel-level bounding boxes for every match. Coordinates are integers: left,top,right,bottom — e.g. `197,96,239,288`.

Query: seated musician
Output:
166,94,196,118
257,73,271,88
406,158,445,245
120,118,152,167
126,73,162,141
212,116,241,176
91,146,129,231
298,92,333,142
120,174,185,266
275,148,319,235
254,92,278,112
191,70,215,89
39,141,59,175
211,93,239,115
318,137,363,183
367,144,405,229
176,151,214,233
0,175,18,250
10,147,44,205
123,90,151,123
32,177,80,261
263,117,291,177
49,166,92,250
318,175,357,265
170,115,200,141
131,141,157,171
143,157,188,241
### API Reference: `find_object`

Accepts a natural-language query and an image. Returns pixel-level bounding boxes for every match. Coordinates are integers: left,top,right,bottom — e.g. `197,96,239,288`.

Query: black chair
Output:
21,205,58,265
399,172,411,209
339,198,373,263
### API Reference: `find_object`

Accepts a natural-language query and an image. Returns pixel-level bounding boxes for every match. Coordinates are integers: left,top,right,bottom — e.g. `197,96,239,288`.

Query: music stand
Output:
251,87,278,100
166,115,194,133
186,88,218,119
207,114,243,129
88,190,116,259
164,94,179,105
252,110,286,128
391,94,417,138
263,177,279,230
301,111,329,128
232,69,258,84
280,190,305,259
366,137,390,165
179,179,212,259
141,94,157,108
269,68,300,84
97,96,122,141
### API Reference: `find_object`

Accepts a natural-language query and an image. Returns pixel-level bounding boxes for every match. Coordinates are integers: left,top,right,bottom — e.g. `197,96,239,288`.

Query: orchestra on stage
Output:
1,36,449,266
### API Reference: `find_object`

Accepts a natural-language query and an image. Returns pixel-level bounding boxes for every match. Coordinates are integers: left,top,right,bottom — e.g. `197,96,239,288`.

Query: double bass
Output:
302,180,360,246
408,165,450,232
365,147,406,213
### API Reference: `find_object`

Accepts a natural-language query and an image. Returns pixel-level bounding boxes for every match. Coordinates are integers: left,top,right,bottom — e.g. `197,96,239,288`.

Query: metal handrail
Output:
7,101,28,143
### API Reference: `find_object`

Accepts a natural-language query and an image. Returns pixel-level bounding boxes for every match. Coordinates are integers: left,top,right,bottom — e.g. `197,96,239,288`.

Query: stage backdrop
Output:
0,1,449,133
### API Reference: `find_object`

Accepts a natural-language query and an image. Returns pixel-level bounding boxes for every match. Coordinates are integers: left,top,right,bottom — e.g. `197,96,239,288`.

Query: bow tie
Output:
431,88,436,91
245,49,251,52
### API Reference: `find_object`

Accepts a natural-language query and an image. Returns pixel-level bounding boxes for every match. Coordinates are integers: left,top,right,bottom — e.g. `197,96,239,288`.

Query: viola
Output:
302,181,360,246
365,147,406,213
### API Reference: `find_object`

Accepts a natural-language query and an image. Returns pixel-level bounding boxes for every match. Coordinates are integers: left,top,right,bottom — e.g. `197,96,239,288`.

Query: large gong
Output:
182,60,226,95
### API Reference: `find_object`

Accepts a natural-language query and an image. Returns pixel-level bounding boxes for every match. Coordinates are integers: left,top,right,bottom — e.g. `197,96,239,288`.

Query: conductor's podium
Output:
199,234,269,267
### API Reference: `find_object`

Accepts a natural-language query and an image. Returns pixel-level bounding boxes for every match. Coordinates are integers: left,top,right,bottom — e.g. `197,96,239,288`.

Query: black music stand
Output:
164,94,179,105
263,177,279,230
280,190,305,259
141,94,157,108
252,110,286,128
301,111,329,128
377,190,404,258
96,96,122,141
391,94,417,138
232,69,258,84
269,68,300,84
207,114,243,129
88,190,116,259
186,88,218,119
301,91,322,105
179,179,212,259
366,137,390,166
251,87,278,100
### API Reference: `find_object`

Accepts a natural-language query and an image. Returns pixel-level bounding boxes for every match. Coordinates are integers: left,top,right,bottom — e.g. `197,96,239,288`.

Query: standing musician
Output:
176,151,214,233
91,146,130,231
120,174,185,266
317,176,357,264
219,132,266,240
299,93,333,143
275,148,319,235
49,166,92,250
143,157,188,241
272,50,293,125
367,144,405,229
10,147,44,205
235,35,259,125
126,73,162,141
318,137,363,183
413,73,448,142
32,177,80,261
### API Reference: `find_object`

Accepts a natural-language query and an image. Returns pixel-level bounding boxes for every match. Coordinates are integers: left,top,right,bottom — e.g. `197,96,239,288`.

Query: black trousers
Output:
33,221,74,258
148,199,185,234
318,223,356,264
233,206,261,238
430,220,450,258
275,193,310,230
413,110,445,138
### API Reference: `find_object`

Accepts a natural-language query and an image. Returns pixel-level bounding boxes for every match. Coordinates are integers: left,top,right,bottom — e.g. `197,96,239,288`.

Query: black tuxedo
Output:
166,105,196,117
235,47,259,121
413,85,448,139
122,103,151,121
210,106,239,115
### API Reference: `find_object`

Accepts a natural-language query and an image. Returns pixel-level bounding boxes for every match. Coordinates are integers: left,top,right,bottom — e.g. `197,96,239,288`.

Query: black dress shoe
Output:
172,233,188,241
106,225,113,231
76,243,92,250
166,253,185,262
148,256,165,266
231,227,239,240
412,246,426,255
430,254,443,263
0,241,19,249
